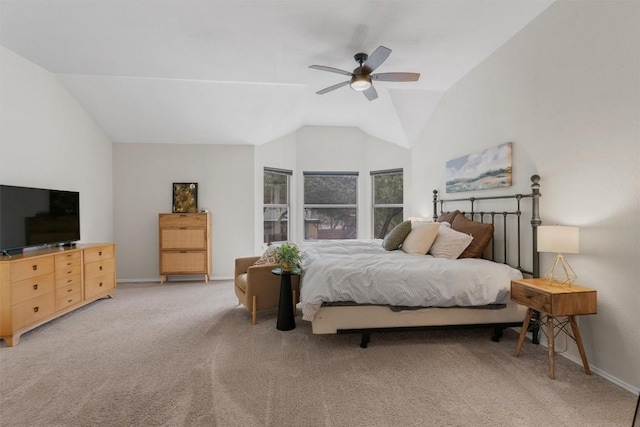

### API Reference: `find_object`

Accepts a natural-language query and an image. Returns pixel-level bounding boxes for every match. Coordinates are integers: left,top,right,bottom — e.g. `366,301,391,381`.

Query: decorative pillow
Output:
428,225,473,260
382,220,412,251
254,242,301,265
408,217,432,226
451,215,494,259
437,210,460,224
401,222,440,255
253,245,279,266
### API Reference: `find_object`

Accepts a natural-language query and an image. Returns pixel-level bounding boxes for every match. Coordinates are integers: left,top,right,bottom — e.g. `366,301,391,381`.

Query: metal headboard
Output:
432,175,541,277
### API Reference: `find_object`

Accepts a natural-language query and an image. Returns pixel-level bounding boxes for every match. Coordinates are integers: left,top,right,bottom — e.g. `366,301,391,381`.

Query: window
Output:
371,168,403,239
263,167,291,243
303,172,358,240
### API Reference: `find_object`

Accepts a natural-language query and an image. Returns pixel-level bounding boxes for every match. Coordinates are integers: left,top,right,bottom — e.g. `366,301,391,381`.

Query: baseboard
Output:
559,351,639,395
509,327,638,395
116,276,233,283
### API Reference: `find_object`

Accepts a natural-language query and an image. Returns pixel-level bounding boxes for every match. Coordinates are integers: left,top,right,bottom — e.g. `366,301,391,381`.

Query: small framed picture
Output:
172,183,198,213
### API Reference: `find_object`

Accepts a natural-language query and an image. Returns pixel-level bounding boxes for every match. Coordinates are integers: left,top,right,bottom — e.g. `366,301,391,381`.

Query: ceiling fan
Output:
309,45,420,101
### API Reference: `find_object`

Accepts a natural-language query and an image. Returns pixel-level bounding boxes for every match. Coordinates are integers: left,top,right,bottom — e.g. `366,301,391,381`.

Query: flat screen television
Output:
0,185,80,254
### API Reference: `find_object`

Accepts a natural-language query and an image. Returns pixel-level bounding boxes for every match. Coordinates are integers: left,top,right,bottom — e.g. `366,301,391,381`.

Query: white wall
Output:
0,46,113,244
255,126,411,252
113,143,254,280
411,1,640,391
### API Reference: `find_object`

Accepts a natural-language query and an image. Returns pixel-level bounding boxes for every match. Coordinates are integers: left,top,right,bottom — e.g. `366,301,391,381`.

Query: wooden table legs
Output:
514,308,533,358
514,309,592,379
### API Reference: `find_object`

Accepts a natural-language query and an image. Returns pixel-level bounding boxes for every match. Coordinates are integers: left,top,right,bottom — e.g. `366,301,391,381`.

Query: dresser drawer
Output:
55,255,81,272
55,263,82,281
161,251,207,273
511,281,551,313
56,282,82,299
12,292,55,330
84,245,114,264
85,273,115,299
84,257,115,279
159,213,207,228
56,292,82,311
55,251,81,264
56,273,82,289
160,229,207,250
10,257,54,282
11,273,55,306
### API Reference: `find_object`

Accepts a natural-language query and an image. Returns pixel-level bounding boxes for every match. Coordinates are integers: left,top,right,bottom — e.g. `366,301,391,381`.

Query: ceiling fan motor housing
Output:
354,53,368,64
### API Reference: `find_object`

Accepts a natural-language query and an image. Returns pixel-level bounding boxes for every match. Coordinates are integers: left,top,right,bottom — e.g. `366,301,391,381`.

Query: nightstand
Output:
511,278,597,379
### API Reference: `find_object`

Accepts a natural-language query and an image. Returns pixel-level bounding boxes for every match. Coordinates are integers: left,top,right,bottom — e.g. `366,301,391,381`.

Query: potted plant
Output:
274,242,301,272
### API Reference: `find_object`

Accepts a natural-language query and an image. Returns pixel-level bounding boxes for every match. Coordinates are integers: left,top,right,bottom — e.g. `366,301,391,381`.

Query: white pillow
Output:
401,222,439,255
428,225,473,259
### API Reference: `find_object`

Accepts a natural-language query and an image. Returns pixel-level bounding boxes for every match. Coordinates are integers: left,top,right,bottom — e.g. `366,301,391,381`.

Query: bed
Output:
299,175,542,347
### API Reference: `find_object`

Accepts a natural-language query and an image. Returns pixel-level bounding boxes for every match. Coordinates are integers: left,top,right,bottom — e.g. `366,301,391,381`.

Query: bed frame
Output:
310,175,542,348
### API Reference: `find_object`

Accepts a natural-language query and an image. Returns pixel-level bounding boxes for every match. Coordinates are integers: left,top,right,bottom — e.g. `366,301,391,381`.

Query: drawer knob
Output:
33,306,39,313
68,279,72,283
68,289,72,293
99,266,103,271
99,282,103,287
98,251,102,256
33,284,38,290
67,262,72,266
67,299,72,303
32,265,38,271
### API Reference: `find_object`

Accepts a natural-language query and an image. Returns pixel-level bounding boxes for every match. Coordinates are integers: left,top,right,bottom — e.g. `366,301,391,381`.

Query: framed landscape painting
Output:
172,183,198,213
445,142,512,193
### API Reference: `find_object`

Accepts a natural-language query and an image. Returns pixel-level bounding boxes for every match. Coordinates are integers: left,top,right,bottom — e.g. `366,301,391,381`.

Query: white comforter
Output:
300,239,523,321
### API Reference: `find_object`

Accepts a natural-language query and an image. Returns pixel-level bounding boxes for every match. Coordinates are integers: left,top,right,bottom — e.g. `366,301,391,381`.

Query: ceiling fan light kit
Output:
350,75,372,91
309,46,420,101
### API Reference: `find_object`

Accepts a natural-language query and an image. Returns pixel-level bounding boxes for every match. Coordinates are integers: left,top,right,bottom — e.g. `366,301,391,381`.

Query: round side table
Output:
271,268,300,331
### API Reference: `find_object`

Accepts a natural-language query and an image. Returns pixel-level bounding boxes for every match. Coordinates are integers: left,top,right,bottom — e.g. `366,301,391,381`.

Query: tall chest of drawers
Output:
159,213,211,283
0,243,116,347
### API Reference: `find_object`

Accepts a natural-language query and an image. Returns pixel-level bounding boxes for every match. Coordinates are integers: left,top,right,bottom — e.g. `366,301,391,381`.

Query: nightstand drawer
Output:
511,281,551,313
511,278,597,316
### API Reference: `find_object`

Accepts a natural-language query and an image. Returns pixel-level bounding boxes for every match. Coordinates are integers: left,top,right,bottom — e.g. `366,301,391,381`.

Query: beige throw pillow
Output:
401,222,440,255
428,225,473,259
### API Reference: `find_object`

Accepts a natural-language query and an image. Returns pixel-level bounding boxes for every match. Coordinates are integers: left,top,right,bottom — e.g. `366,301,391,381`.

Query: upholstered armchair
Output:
234,256,300,325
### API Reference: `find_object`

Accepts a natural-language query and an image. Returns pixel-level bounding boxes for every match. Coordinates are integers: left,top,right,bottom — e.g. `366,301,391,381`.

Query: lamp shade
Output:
537,225,580,254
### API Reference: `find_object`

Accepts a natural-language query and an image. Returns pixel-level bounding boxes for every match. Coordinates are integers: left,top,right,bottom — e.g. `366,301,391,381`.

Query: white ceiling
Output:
0,0,554,148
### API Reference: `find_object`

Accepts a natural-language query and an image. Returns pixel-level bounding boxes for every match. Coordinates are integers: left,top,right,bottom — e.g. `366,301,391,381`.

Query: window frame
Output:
263,167,292,244
371,168,404,239
303,171,359,241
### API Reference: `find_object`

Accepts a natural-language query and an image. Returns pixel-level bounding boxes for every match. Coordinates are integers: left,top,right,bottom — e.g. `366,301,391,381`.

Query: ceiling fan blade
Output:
362,46,391,74
371,72,420,82
309,65,353,77
363,85,378,101
316,80,350,95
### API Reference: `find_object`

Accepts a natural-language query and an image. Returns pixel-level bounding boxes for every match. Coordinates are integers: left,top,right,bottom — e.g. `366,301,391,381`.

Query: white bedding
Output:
300,239,523,321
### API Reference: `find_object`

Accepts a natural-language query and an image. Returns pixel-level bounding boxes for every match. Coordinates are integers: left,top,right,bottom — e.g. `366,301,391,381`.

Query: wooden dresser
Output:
159,213,211,283
0,243,116,347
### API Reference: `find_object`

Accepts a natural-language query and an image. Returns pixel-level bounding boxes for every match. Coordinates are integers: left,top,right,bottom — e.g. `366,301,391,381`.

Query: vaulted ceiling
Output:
0,1,553,148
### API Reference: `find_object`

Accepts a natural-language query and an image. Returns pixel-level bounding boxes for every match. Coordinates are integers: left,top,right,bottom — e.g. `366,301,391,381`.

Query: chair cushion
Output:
235,273,248,293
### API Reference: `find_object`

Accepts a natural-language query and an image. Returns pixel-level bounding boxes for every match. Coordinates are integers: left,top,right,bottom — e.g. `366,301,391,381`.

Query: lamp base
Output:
544,253,577,286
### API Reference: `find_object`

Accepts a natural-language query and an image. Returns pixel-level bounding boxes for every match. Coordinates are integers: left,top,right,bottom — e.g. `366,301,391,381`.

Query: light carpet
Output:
0,280,635,427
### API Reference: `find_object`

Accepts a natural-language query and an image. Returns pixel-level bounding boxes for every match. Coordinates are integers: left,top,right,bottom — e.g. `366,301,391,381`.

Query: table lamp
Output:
537,225,580,286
